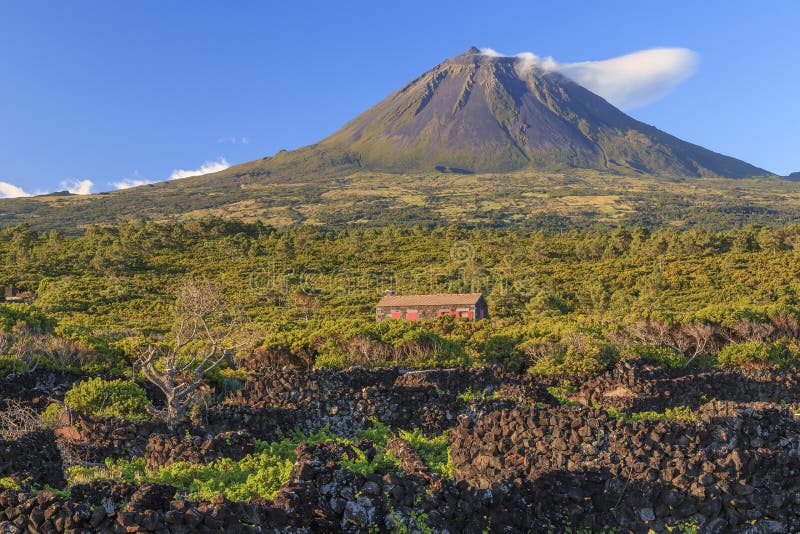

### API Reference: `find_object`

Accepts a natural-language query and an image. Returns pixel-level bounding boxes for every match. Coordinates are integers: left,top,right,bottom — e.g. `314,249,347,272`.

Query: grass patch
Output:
547,380,580,407
605,405,697,423
456,388,502,403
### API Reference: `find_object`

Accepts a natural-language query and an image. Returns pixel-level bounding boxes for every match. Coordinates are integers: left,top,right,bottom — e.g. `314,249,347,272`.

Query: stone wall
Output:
449,402,800,531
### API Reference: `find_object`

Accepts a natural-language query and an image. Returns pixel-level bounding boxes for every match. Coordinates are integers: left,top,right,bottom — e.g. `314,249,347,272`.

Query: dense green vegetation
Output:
0,356,28,378
64,420,451,502
2,219,800,377
62,377,149,421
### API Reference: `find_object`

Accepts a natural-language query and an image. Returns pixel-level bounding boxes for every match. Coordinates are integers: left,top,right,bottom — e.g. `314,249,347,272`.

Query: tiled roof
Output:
377,293,483,307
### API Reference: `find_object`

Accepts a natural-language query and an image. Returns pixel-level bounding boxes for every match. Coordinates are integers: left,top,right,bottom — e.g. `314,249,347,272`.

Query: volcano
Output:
316,47,767,177
0,47,783,233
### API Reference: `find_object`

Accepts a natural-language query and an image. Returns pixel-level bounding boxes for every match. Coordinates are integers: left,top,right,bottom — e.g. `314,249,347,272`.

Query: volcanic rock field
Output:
1,362,799,533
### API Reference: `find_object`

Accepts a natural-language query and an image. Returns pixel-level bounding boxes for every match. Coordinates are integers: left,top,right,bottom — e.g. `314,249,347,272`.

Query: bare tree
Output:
44,336,96,369
772,314,800,340
0,400,45,441
682,323,717,367
732,320,774,343
623,319,683,354
137,279,244,425
10,322,44,372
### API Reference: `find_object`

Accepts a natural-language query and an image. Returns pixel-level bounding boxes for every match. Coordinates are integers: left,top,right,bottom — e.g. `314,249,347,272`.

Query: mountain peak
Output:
319,49,768,178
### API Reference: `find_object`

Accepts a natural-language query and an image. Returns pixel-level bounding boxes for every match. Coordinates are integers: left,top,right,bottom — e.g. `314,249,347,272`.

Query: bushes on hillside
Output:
0,356,28,378
0,304,54,332
40,402,66,425
476,335,529,372
717,341,799,369
64,377,149,421
623,344,689,369
527,332,618,377
306,319,470,370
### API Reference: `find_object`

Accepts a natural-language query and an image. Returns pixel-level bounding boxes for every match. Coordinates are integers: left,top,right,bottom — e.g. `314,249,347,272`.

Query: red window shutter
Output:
467,310,474,320
391,311,401,319
407,310,418,321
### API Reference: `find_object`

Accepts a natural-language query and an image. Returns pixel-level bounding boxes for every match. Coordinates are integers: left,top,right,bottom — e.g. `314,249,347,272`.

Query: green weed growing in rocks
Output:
547,380,580,406
397,429,453,477
457,388,502,403
339,447,400,476
604,405,698,423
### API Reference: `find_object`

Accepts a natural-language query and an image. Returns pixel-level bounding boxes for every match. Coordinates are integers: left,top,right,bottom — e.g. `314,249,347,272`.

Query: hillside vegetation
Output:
3,220,800,533
2,169,800,235
3,219,800,376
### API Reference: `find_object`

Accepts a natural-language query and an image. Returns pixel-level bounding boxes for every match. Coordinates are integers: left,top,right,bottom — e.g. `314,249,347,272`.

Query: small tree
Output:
0,331,9,354
137,279,244,425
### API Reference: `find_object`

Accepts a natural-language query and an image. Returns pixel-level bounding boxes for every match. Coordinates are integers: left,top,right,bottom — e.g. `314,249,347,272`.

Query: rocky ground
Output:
1,362,800,533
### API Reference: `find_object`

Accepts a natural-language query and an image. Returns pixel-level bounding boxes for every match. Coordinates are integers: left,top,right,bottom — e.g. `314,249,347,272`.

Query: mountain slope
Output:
0,47,784,233
319,47,768,177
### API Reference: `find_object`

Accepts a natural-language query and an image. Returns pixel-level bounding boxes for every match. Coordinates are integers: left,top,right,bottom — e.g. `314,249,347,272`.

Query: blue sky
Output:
1,1,798,196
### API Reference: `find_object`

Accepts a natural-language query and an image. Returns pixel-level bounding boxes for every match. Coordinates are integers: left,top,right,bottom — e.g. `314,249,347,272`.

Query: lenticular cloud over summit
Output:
480,47,698,110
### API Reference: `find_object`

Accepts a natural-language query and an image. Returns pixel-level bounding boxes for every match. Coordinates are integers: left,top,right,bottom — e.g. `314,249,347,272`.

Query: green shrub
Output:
339,446,399,476
152,452,294,501
0,477,21,490
206,366,250,395
355,418,393,447
607,405,697,423
67,447,295,502
0,304,54,332
66,428,343,501
67,457,147,486
0,356,28,378
624,344,688,369
717,341,795,369
64,377,149,421
529,332,618,377
313,339,352,370
478,335,529,372
41,403,65,425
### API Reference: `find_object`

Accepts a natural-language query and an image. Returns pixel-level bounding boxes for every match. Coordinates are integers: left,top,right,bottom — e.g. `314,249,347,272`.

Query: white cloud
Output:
168,157,230,181
112,178,154,190
480,47,698,110
0,181,31,199
109,157,231,190
480,48,504,58
59,179,95,195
